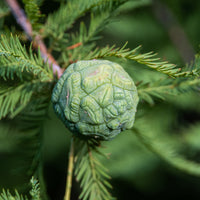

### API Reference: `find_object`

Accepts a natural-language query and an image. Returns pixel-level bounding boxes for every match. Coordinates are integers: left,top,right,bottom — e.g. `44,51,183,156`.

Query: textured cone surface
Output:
52,60,139,140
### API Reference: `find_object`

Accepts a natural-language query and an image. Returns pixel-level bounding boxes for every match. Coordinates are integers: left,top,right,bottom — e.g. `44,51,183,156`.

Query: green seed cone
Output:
52,60,139,140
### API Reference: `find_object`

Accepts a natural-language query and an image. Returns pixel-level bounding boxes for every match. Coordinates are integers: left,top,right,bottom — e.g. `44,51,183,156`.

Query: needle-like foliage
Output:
133,127,200,176
0,177,41,200
86,43,176,76
0,81,37,119
0,97,49,199
60,5,122,66
138,78,200,105
44,0,125,40
0,35,53,81
74,139,113,200
47,0,127,67
0,190,27,200
86,43,200,78
137,54,200,104
0,35,53,119
29,177,41,200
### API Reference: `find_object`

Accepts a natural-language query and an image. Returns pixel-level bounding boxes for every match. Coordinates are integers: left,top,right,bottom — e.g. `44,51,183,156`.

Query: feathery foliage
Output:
29,177,41,200
5,97,49,198
44,0,125,39
138,77,200,105
0,81,38,119
0,177,40,200
86,43,200,78
69,0,127,47
133,127,200,176
0,35,53,119
137,53,200,104
60,4,122,66
47,0,127,67
74,139,113,200
0,35,53,81
0,190,27,200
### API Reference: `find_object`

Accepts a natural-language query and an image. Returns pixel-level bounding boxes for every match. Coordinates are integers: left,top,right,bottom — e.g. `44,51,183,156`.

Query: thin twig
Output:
67,42,82,50
64,137,74,200
5,0,63,78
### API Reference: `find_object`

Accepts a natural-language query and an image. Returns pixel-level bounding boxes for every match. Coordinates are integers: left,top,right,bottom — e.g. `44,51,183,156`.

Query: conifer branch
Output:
87,42,200,78
44,0,125,40
0,35,53,82
30,177,41,200
5,0,63,78
133,128,200,176
0,81,35,119
64,10,115,64
0,189,27,200
138,77,200,105
0,177,41,200
86,43,181,77
74,139,113,200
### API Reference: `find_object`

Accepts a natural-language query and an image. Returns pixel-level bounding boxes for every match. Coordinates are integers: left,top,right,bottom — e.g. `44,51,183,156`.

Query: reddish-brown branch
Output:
5,0,63,78
67,42,82,50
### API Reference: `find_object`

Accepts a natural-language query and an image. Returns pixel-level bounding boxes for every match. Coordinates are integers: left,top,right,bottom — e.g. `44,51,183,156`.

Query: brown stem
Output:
5,0,63,78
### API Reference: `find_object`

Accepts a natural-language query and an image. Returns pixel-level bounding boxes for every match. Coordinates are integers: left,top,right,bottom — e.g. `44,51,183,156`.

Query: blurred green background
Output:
1,0,200,199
